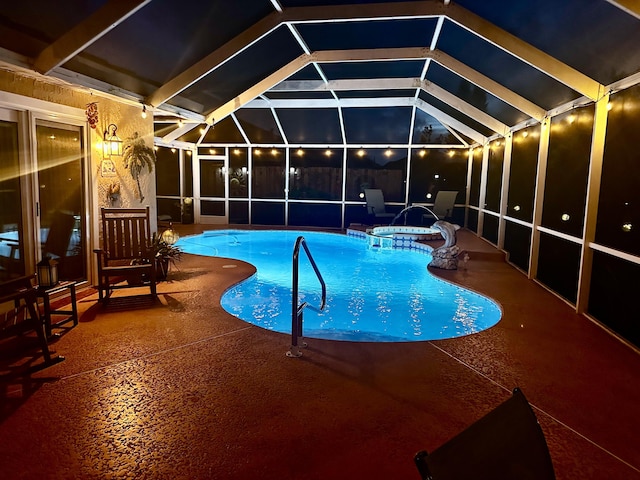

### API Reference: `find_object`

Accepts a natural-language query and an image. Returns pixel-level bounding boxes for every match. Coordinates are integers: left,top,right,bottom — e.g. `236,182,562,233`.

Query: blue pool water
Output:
177,230,502,342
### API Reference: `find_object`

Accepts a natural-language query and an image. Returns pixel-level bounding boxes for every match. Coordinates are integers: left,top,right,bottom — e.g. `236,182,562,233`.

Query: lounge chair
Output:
364,189,395,223
422,190,458,224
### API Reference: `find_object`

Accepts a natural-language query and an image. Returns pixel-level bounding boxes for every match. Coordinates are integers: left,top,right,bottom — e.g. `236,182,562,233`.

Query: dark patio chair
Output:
414,387,555,480
0,275,63,369
422,191,458,224
364,189,395,223
94,207,157,303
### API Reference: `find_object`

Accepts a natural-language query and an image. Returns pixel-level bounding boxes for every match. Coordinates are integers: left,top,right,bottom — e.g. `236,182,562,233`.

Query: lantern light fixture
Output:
103,123,123,157
37,256,59,288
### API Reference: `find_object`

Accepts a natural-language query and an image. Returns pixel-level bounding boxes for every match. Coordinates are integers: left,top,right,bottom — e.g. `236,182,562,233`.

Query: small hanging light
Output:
161,223,180,245
141,105,147,119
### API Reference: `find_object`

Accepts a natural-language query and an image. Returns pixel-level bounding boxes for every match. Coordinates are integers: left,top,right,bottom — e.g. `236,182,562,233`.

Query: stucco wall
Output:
0,69,157,231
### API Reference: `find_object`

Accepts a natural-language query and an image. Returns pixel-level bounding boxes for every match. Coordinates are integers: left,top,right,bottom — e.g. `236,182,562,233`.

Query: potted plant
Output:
123,132,156,202
149,232,183,280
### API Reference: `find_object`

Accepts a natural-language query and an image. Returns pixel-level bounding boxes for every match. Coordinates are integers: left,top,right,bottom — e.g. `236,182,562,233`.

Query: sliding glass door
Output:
0,113,24,282
35,120,87,282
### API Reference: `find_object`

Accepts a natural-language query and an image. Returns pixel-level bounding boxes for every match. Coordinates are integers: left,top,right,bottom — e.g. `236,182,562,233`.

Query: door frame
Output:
194,152,228,224
0,91,92,284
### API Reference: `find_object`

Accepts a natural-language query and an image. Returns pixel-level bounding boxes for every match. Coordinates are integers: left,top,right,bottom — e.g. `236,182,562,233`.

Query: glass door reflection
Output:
35,121,86,282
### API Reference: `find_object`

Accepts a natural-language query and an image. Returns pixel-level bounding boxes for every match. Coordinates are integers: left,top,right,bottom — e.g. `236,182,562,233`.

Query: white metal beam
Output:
146,2,442,108
427,49,547,122
269,49,547,123
145,0,604,119
206,53,310,125
146,11,283,108
576,94,610,313
272,76,521,134
33,0,153,75
604,0,640,20
272,78,420,92
415,98,485,144
420,80,509,135
313,47,428,63
243,93,484,144
161,122,200,144
444,3,604,100
281,1,443,23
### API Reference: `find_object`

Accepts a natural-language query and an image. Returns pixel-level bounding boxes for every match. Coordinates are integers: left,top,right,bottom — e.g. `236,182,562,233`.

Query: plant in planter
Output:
127,233,182,285
123,132,156,202
150,232,183,280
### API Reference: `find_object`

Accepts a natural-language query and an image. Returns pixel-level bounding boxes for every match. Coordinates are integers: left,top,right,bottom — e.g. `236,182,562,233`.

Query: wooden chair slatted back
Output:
101,208,151,261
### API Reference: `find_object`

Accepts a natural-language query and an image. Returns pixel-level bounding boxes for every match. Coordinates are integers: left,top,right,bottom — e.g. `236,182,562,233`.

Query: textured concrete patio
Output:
1,228,638,479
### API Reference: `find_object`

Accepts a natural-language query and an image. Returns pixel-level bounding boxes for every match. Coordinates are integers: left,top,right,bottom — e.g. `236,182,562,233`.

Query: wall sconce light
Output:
37,256,59,288
141,105,147,119
103,124,123,157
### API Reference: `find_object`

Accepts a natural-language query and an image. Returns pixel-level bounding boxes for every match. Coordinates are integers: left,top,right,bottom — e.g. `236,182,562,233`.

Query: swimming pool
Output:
177,230,502,342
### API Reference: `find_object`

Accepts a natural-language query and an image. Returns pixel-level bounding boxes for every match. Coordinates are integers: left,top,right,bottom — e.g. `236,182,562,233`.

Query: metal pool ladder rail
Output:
287,236,327,358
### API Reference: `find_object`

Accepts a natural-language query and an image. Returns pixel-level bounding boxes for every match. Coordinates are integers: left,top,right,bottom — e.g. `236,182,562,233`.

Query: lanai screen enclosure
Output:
0,0,639,347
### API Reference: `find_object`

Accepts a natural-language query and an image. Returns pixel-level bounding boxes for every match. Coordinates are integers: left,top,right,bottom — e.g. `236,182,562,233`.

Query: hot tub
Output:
371,225,442,241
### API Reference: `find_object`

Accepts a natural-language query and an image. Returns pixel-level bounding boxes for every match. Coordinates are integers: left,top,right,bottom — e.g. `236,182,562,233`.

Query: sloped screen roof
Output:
0,0,639,146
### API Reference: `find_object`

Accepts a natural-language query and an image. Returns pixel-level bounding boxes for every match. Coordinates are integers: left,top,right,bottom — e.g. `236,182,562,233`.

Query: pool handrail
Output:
287,236,327,358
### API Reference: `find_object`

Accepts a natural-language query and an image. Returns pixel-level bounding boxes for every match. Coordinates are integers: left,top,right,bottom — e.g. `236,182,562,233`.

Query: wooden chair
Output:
94,207,157,303
0,275,63,368
414,388,555,480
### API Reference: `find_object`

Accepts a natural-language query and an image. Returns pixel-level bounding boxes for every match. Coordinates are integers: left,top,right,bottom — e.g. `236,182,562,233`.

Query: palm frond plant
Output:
123,132,156,202
149,232,183,280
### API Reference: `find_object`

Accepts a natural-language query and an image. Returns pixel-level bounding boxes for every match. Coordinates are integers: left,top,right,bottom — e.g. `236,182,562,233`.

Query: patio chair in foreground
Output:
414,387,555,480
